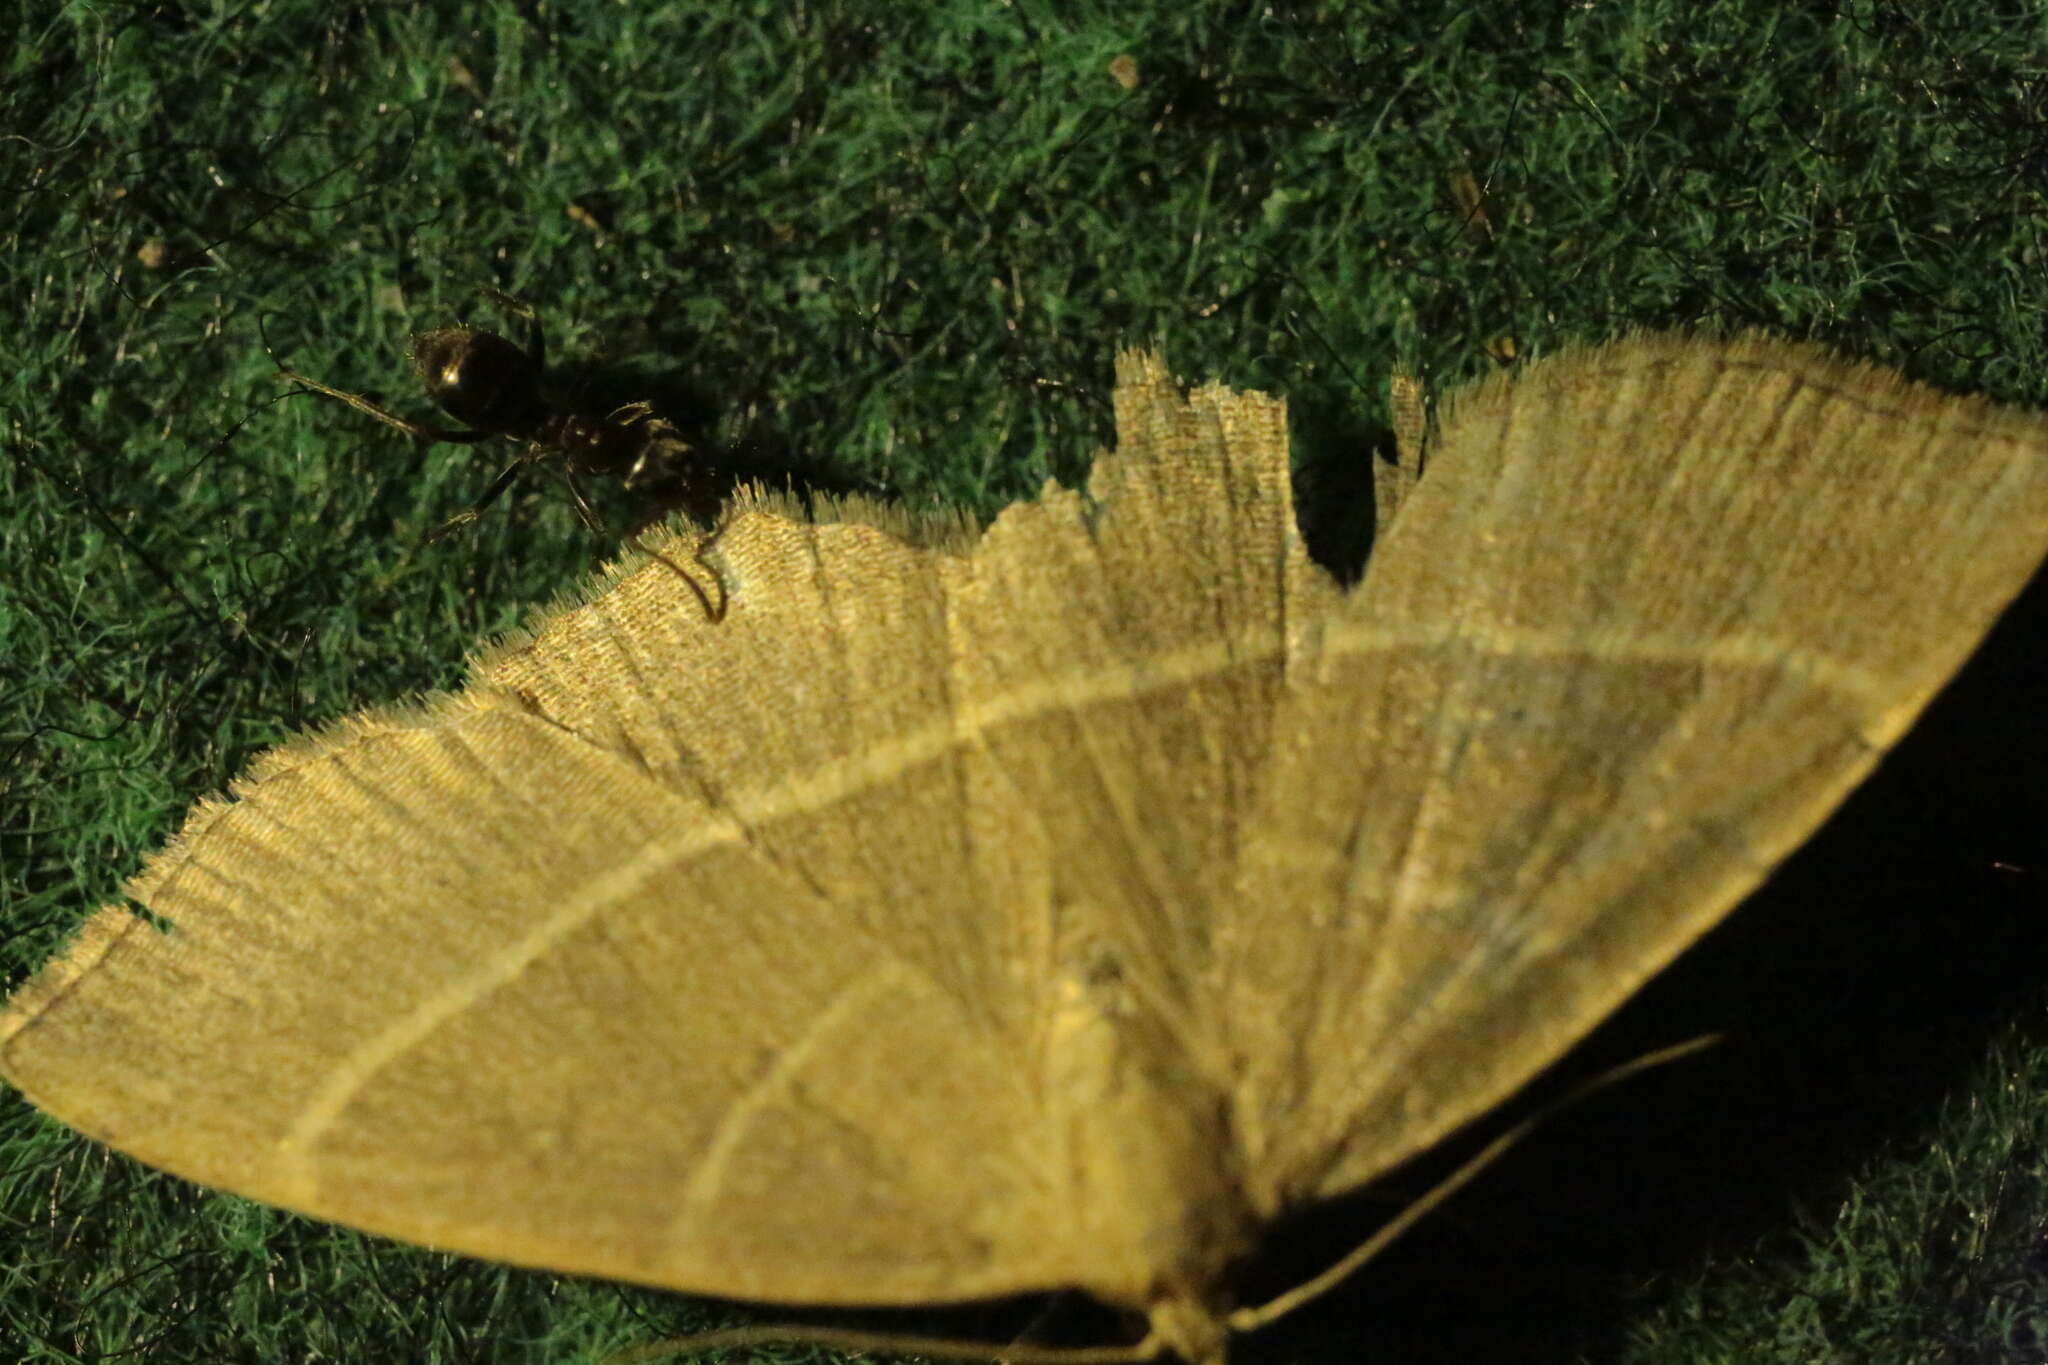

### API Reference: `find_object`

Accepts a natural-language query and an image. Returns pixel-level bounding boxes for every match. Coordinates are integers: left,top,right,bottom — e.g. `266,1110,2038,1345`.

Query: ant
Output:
273,287,727,620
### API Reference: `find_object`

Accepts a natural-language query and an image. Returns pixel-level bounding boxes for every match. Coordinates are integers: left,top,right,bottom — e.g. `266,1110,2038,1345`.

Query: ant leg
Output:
481,287,544,373
624,526,729,623
278,368,493,445
425,460,528,543
559,466,728,620
689,521,731,622
559,469,608,534
261,312,490,444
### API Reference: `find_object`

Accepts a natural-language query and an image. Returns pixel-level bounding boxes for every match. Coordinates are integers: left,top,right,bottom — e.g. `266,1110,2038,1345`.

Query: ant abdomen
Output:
413,326,548,437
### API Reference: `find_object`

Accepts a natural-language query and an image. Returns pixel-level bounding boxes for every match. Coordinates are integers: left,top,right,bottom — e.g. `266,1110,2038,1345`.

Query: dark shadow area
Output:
1289,394,1389,588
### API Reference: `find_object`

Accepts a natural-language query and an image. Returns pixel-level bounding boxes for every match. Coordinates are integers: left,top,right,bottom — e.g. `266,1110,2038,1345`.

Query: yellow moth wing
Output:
1223,334,2048,1206
0,353,1318,1312
4,335,2047,1349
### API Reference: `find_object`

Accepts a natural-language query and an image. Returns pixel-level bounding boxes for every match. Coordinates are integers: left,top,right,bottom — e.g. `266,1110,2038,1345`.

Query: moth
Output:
7,335,2047,1363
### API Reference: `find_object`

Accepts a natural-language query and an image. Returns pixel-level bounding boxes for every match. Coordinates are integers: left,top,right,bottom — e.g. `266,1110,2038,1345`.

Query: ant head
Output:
412,326,546,434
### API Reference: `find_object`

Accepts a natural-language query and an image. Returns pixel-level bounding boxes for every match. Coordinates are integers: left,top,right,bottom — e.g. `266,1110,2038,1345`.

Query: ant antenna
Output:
626,527,728,623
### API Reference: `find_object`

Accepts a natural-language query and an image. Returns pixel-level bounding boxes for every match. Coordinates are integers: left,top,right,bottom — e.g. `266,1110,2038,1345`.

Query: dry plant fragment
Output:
6,335,2048,1364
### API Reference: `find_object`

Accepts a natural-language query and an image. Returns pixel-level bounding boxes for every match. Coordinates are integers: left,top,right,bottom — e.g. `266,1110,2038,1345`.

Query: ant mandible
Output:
274,287,727,621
